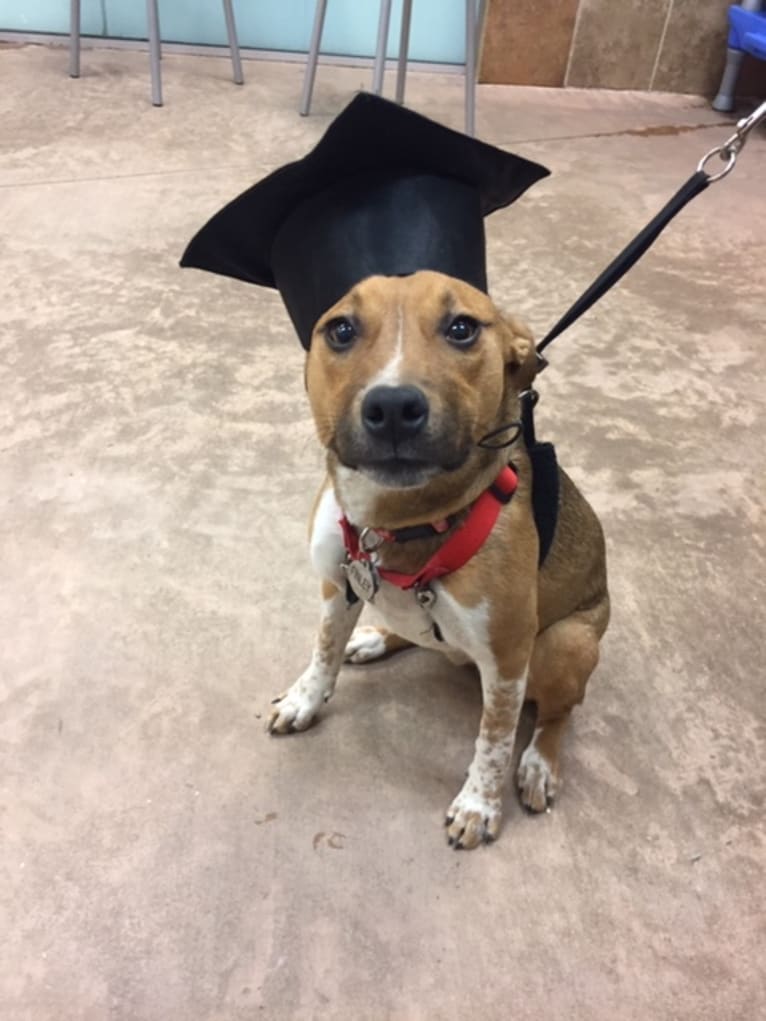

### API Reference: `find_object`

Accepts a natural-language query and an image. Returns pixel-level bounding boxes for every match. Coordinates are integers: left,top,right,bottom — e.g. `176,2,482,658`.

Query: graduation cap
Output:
181,93,550,349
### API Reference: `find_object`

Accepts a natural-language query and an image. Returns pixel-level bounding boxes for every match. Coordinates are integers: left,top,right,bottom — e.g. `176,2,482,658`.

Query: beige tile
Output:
567,0,671,90
652,0,731,94
480,0,579,87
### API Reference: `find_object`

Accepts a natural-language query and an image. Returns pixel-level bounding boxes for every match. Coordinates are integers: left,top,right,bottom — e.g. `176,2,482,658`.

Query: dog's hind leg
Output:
268,580,362,734
344,626,414,664
518,595,609,812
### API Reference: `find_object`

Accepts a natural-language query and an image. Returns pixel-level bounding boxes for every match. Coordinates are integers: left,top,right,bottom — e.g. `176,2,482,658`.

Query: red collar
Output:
339,465,518,591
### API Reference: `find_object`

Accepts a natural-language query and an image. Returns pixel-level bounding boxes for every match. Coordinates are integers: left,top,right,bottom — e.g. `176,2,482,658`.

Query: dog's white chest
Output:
365,580,446,650
370,580,484,661
310,487,486,661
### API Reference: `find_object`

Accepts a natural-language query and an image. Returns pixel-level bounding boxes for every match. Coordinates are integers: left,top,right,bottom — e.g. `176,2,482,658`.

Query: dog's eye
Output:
325,317,357,351
445,315,480,348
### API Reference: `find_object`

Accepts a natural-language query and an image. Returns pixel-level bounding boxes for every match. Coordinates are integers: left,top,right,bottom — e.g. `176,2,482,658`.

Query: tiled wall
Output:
480,0,764,95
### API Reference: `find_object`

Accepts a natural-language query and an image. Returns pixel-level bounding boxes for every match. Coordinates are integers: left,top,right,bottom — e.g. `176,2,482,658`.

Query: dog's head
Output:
305,271,538,499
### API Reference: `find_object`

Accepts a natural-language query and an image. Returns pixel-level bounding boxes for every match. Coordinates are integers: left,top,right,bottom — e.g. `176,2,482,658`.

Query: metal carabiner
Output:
735,99,766,140
698,99,766,183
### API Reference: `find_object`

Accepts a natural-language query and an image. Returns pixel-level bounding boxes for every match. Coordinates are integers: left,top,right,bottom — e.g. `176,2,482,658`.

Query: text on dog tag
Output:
342,558,380,603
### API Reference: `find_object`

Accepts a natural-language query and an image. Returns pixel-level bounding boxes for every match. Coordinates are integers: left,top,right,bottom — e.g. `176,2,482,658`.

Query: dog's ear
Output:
500,313,539,390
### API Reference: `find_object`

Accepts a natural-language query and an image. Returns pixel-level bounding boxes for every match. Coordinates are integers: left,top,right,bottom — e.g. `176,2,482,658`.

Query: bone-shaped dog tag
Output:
342,557,380,603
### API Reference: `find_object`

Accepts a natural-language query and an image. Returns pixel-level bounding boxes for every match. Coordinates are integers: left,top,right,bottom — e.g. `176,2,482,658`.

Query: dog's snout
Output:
361,385,429,442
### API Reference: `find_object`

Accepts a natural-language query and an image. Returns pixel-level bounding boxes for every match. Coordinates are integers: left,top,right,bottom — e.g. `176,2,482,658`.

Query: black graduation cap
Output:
181,93,550,349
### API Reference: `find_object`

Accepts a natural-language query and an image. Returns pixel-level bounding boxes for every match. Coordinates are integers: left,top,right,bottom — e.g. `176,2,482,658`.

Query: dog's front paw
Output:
445,785,502,850
517,744,558,812
267,675,329,735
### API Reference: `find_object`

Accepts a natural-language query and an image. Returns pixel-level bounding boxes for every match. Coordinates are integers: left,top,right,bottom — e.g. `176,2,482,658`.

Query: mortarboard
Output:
180,93,550,348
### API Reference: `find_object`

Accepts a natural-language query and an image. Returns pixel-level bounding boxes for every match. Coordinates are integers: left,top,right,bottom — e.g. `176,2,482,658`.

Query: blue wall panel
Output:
0,1,465,64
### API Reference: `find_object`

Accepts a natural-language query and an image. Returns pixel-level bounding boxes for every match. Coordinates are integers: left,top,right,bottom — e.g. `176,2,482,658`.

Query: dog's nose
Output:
361,385,429,442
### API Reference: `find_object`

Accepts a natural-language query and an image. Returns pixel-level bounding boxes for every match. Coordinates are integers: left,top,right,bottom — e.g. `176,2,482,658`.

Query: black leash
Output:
535,102,766,369
517,104,763,565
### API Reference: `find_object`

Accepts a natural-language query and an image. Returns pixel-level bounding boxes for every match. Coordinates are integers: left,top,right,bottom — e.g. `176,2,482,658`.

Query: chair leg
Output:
222,0,244,85
465,0,477,136
300,0,328,116
395,0,413,104
372,0,393,96
712,47,745,112
69,0,81,78
147,0,163,106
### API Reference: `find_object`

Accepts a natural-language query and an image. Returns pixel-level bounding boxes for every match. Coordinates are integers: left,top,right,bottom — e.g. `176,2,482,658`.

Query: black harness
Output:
521,390,559,567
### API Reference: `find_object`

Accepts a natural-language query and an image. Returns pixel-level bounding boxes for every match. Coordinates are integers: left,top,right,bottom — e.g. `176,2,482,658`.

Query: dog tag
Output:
416,587,437,610
342,557,380,603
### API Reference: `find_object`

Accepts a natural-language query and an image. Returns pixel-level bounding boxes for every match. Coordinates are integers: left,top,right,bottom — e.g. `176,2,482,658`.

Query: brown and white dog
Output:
268,270,609,849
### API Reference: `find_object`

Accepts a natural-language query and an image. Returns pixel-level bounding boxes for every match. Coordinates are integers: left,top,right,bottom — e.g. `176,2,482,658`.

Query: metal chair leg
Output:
372,0,393,95
712,0,761,112
465,0,477,136
146,0,163,106
69,0,81,78
222,0,244,85
712,47,746,112
300,0,328,116
395,0,413,104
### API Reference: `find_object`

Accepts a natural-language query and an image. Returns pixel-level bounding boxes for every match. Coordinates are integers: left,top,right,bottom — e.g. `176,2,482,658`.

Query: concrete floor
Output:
1,43,765,1021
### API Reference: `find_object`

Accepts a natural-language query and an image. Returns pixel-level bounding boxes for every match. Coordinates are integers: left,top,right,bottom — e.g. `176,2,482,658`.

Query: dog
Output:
267,270,609,849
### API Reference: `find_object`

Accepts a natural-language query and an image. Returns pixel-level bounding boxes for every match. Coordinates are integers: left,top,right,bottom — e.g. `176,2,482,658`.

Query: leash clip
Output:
698,99,766,182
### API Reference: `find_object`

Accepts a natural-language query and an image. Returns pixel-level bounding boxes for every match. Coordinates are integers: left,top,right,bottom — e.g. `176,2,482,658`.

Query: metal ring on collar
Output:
697,144,738,183
358,527,385,554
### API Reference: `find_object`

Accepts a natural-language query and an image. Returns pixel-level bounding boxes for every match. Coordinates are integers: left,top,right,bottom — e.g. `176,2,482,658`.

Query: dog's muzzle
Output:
333,383,471,487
